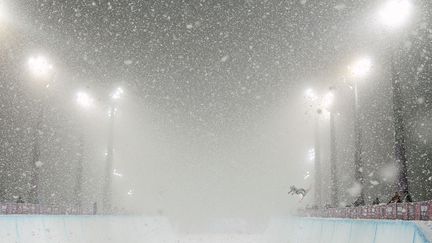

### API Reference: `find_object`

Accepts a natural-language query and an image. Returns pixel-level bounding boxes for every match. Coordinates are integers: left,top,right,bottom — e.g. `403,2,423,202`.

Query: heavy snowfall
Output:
0,0,431,242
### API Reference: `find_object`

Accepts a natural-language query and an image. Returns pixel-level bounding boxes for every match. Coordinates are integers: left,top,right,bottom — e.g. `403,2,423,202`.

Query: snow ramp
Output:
0,215,175,243
1,215,431,243
265,217,431,243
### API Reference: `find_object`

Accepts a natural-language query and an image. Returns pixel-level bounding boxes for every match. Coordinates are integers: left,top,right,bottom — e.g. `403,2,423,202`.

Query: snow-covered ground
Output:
0,215,175,243
176,234,264,243
0,215,430,243
265,218,430,243
415,221,432,242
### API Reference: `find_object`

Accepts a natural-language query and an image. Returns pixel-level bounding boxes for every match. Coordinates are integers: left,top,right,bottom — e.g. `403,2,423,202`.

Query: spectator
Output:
16,196,24,204
372,197,380,205
92,202,97,215
404,193,413,203
353,196,365,207
388,192,402,204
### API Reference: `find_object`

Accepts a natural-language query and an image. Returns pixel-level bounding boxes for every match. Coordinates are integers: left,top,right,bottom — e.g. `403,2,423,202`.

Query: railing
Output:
0,203,94,215
301,200,432,221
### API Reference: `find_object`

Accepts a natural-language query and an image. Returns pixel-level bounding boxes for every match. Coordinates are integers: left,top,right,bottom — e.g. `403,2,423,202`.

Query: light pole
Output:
323,91,338,207
306,89,338,207
348,57,372,205
74,91,94,209
27,55,54,204
378,0,413,201
313,112,322,207
305,89,322,207
102,87,124,213
329,106,338,207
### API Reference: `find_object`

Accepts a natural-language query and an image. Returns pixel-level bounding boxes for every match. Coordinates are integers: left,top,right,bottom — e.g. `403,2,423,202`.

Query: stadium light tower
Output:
74,91,95,209
323,90,339,207
27,54,54,204
347,57,372,206
304,88,339,207
103,86,124,213
378,0,413,202
304,88,322,207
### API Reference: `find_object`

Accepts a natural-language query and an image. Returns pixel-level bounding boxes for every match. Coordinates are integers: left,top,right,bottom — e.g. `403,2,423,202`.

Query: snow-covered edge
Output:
289,217,432,243
415,221,432,243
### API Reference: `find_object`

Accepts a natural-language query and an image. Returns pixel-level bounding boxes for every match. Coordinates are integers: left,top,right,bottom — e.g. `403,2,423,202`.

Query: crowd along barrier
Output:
0,203,94,215
301,200,432,221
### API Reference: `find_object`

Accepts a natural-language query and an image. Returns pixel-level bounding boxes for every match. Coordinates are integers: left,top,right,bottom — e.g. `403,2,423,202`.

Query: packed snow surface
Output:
0,215,430,243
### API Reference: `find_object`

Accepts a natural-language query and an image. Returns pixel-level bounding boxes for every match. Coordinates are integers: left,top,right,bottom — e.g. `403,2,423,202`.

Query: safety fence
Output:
0,203,94,215
302,200,432,221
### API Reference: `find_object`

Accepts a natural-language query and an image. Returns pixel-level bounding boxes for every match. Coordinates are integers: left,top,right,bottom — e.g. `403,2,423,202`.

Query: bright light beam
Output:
304,171,311,180
27,55,54,79
111,87,124,100
322,92,335,110
0,3,6,22
379,0,412,28
76,91,94,109
305,88,318,101
113,169,123,177
0,2,11,24
349,57,372,78
308,148,315,161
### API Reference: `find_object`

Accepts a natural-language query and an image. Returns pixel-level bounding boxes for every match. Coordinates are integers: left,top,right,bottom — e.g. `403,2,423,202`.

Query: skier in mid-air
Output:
288,185,310,200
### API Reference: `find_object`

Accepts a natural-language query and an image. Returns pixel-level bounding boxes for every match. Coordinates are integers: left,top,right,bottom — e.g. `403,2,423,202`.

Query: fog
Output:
111,92,312,217
0,0,431,236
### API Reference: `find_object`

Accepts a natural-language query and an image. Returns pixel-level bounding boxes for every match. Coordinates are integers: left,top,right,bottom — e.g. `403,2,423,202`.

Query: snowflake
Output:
35,161,44,167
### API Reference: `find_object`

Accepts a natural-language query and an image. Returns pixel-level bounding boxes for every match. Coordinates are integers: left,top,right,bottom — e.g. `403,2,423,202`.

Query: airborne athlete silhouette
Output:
288,185,310,200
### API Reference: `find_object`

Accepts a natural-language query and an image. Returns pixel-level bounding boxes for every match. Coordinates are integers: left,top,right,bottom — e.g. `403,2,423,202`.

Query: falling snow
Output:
0,0,430,241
